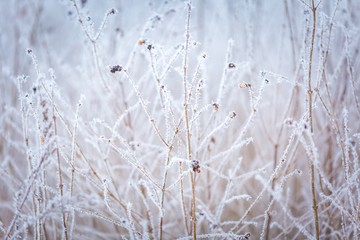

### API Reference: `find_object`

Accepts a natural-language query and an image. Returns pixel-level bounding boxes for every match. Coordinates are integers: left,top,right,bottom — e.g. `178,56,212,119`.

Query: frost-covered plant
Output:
0,0,359,239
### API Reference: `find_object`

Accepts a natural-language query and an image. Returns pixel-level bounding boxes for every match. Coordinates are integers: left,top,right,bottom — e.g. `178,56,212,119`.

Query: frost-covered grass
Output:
0,0,359,239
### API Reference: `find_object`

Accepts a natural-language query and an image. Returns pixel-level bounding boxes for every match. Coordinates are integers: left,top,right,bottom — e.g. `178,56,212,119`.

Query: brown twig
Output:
307,0,320,239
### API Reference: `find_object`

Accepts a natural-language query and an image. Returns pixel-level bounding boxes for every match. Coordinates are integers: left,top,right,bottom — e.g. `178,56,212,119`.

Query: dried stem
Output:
70,0,114,91
159,121,181,239
183,2,196,239
52,91,68,240
307,0,320,239
66,96,83,238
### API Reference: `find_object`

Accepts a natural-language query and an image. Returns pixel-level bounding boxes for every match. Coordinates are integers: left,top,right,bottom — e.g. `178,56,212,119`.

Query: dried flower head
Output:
191,160,201,173
109,65,122,73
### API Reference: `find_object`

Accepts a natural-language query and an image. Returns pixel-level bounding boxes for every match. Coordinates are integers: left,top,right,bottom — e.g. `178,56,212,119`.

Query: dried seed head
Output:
108,8,116,15
109,65,122,73
191,160,201,173
228,63,236,68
